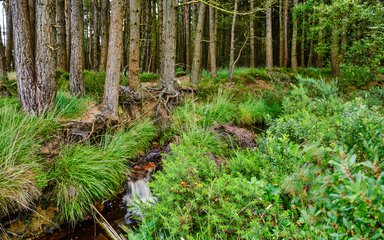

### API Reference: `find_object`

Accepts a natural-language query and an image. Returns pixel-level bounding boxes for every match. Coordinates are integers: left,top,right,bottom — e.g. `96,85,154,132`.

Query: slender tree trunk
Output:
129,0,141,91
70,0,84,96
291,0,298,71
93,0,100,70
317,19,324,68
56,0,67,71
158,0,164,76
102,0,124,119
36,0,57,113
99,0,109,71
190,2,206,85
330,27,340,76
65,0,70,69
229,0,238,81
283,0,289,67
340,17,348,63
209,4,217,77
184,2,190,73
5,0,13,71
160,0,176,92
250,0,255,67
307,36,314,67
0,24,5,75
301,13,305,68
88,0,94,70
266,7,273,69
279,0,284,66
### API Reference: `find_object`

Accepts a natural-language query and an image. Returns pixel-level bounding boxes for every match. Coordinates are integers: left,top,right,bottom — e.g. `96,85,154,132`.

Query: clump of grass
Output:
52,120,157,224
140,72,160,82
180,127,226,156
199,89,236,126
0,104,57,217
0,164,41,216
54,92,93,119
52,145,128,224
237,98,268,125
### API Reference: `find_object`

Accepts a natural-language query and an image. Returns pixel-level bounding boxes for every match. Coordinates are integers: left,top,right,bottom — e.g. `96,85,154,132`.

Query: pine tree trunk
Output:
317,19,324,68
99,0,109,71
283,0,289,67
70,0,84,96
129,0,141,91
36,0,57,113
266,7,273,69
93,0,100,70
28,0,36,55
184,2,190,73
250,0,255,67
209,5,217,77
56,0,67,71
190,2,206,85
291,0,298,71
160,0,176,92
307,36,314,67
301,14,305,68
102,0,124,119
229,0,238,81
158,0,164,76
330,27,340,76
5,0,13,71
11,0,38,114
0,24,5,75
65,0,70,68
279,0,284,66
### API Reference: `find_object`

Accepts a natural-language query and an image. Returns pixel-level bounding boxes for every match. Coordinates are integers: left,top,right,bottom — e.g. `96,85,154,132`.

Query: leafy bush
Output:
341,64,375,88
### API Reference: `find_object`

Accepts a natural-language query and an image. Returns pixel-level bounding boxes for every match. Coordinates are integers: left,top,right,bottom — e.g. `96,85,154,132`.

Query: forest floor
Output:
0,67,383,239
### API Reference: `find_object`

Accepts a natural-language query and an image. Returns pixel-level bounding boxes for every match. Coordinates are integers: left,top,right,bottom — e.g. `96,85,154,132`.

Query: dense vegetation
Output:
0,0,383,239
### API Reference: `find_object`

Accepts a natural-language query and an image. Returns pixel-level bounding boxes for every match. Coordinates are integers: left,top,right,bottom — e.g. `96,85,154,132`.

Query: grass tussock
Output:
52,120,157,224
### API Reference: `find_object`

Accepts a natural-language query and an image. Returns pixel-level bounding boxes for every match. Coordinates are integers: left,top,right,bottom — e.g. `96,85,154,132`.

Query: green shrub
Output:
341,64,375,88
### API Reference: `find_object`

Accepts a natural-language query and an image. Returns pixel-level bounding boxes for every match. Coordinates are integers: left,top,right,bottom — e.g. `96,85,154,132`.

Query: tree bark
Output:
65,0,70,68
129,0,141,91
184,2,190,73
102,0,124,119
70,0,84,96
228,0,238,81
56,0,67,71
160,0,176,92
291,0,298,71
99,0,109,71
283,0,289,67
5,0,13,71
36,0,57,113
317,19,324,68
190,2,206,85
0,23,5,75
266,7,273,69
250,0,255,67
209,4,217,77
93,0,100,71
279,0,284,66
28,0,36,55
11,0,38,114
330,27,340,76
